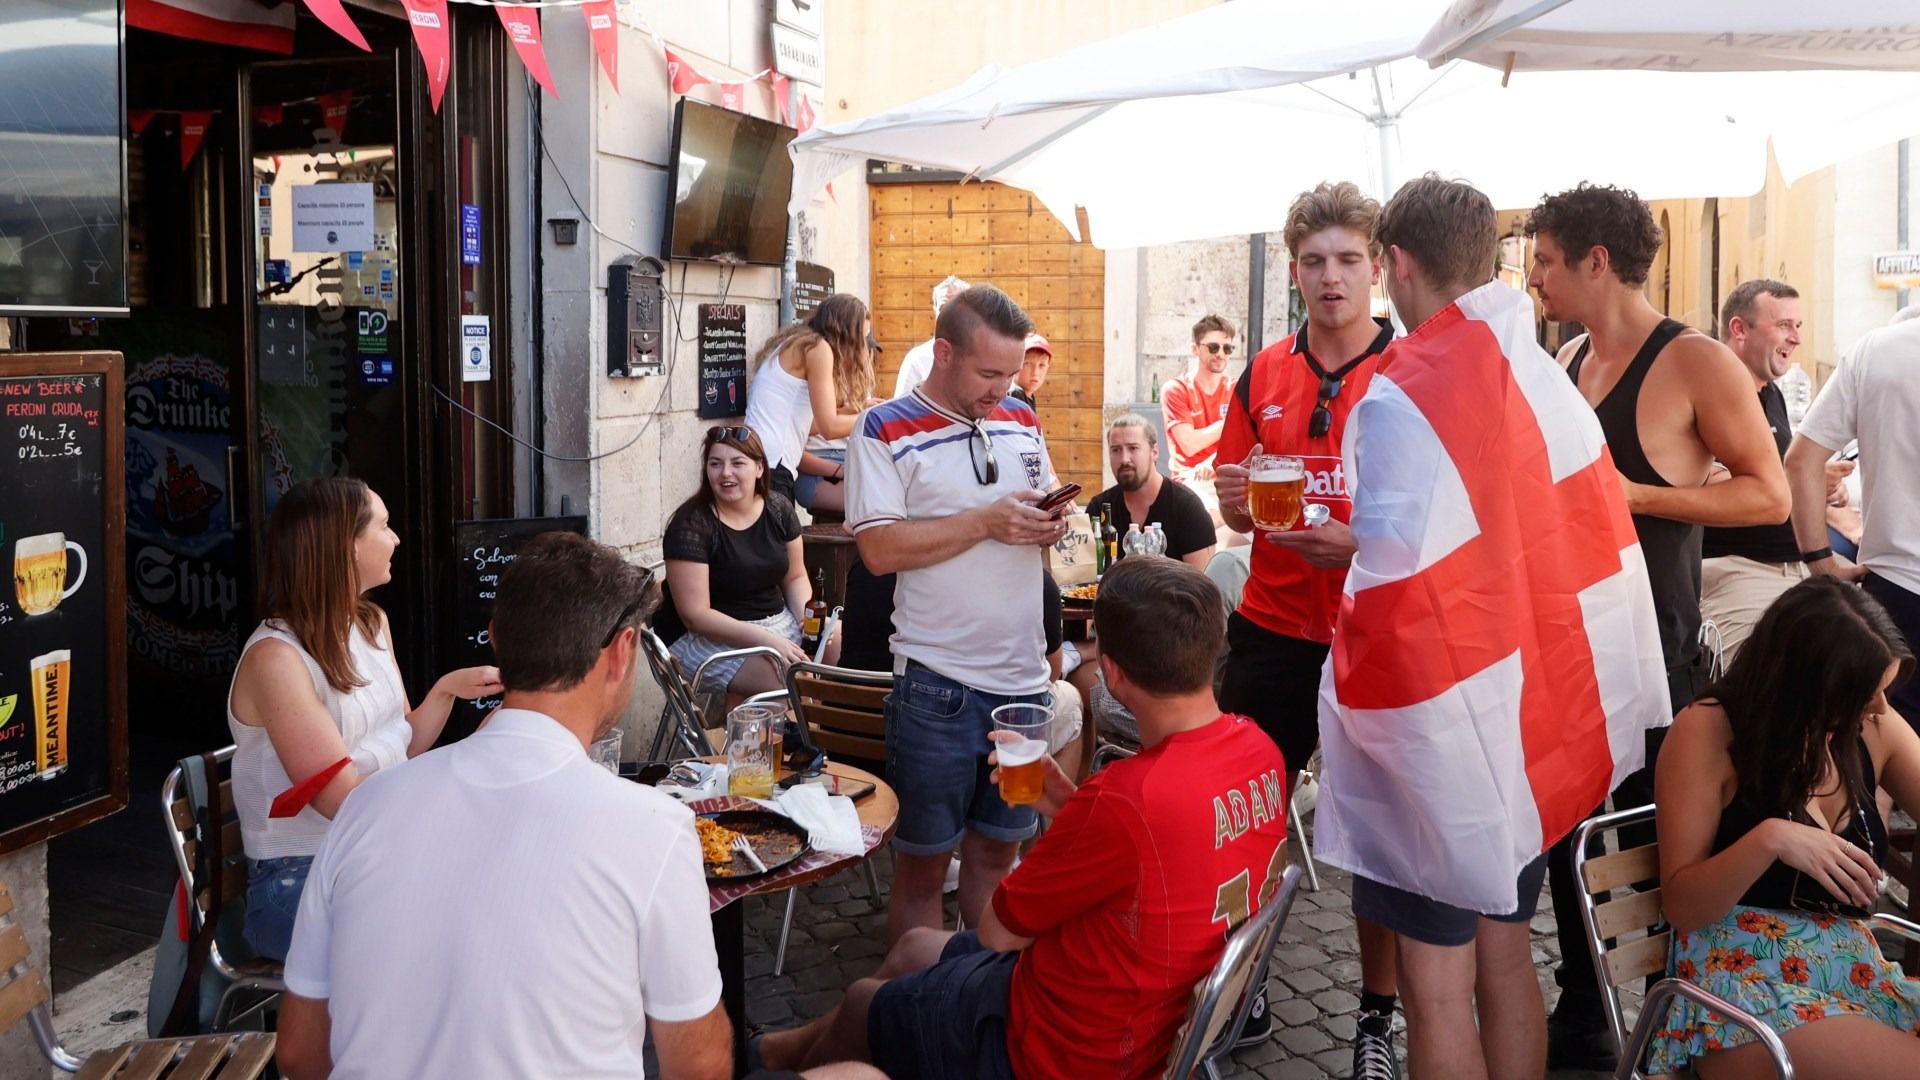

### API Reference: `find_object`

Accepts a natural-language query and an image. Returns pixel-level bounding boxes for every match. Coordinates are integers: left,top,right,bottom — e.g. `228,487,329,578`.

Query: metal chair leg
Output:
1290,770,1320,892
775,888,799,977
863,857,884,911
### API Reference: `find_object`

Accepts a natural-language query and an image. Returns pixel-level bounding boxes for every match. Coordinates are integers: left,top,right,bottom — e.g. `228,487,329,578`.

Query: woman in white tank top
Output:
744,293,875,514
226,477,501,960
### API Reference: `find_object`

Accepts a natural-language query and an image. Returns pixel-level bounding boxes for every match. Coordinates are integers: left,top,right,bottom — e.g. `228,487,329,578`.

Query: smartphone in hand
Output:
1036,482,1083,515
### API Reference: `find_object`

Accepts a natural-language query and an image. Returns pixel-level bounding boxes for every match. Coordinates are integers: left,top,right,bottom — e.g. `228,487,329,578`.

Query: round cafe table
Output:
695,758,897,1076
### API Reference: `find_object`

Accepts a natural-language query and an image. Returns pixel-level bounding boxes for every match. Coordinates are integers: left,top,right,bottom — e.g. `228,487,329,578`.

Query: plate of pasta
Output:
696,810,810,883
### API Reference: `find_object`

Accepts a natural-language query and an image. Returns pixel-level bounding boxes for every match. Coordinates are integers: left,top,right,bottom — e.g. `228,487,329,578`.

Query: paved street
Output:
742,825,1623,1079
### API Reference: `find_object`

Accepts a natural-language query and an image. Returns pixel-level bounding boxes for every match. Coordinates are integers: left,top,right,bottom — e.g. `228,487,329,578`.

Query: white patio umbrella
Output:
790,0,1920,248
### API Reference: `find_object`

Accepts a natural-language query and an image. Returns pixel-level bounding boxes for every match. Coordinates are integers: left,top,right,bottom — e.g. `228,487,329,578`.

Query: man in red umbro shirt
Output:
756,558,1288,1080
1212,181,1401,1075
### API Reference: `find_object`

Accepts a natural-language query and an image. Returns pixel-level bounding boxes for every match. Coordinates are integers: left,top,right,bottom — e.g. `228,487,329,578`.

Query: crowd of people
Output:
219,170,1920,1080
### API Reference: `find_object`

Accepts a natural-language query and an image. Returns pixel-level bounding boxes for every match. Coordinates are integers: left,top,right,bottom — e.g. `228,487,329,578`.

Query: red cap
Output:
1024,333,1052,358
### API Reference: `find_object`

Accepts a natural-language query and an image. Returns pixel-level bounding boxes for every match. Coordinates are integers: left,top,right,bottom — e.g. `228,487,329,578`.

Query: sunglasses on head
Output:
1202,342,1236,356
1309,374,1342,439
706,425,753,444
600,590,650,649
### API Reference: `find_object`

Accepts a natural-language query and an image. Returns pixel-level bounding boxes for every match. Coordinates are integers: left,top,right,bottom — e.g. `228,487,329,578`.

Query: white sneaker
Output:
943,855,960,895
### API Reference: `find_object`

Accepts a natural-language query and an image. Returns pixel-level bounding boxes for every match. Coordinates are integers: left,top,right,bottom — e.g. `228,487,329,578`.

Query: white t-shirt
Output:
890,338,936,399
283,709,721,1079
847,389,1055,695
1798,318,1920,594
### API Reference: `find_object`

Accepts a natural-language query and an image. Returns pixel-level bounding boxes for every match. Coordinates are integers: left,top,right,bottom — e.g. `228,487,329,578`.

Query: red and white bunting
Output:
497,6,559,100
399,0,453,113
665,48,712,95
129,109,159,136
718,82,748,112
771,72,791,125
581,0,619,93
317,91,352,141
178,111,214,171
128,0,295,54
299,0,369,51
252,104,285,127
795,94,818,134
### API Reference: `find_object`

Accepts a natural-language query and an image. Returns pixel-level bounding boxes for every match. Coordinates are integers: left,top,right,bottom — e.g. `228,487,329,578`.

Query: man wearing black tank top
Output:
1524,184,1790,1071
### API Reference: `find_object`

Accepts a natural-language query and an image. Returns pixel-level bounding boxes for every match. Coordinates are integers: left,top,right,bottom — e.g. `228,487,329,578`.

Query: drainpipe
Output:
1247,235,1266,354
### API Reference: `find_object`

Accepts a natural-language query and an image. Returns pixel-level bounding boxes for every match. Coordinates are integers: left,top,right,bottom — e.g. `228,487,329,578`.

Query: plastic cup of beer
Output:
1248,455,1306,532
992,703,1053,807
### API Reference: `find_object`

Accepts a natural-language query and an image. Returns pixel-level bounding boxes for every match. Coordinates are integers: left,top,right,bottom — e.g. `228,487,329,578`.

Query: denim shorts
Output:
243,855,313,962
794,447,845,509
1352,852,1548,948
867,931,1018,1080
886,661,1045,855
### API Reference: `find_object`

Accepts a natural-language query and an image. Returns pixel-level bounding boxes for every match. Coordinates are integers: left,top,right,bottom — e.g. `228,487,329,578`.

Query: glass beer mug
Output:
1247,454,1305,532
725,703,783,799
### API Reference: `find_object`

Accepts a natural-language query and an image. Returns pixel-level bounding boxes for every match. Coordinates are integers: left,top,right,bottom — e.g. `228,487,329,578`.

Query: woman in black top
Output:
1649,577,1920,1077
664,426,812,699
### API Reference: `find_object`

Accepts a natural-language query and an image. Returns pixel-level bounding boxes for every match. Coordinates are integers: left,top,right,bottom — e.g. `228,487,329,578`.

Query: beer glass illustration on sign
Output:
14,533,88,616
32,650,71,779
1248,455,1305,532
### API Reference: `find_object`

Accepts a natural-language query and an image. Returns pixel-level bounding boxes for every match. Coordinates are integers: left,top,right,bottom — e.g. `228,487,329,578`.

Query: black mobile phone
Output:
1036,482,1083,514
1841,446,1861,461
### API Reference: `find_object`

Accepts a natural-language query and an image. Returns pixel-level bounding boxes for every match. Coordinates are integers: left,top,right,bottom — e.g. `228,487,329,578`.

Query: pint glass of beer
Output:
1248,455,1306,531
991,703,1053,806
14,533,87,616
31,650,71,780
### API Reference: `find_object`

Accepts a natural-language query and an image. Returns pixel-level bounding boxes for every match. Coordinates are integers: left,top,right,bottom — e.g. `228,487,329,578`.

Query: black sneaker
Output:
1351,1009,1399,1080
1545,1002,1617,1072
1232,982,1272,1047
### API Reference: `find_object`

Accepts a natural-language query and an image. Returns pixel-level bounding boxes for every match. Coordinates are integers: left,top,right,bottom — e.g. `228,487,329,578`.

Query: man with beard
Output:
1086,414,1216,570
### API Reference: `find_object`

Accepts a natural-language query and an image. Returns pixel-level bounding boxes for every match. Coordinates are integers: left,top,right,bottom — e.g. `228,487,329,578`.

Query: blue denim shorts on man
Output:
867,931,1019,1080
1352,852,1549,948
886,661,1045,855
243,855,314,962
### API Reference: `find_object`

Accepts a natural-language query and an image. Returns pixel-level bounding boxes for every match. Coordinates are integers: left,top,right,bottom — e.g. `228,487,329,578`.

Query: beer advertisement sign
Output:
0,353,128,853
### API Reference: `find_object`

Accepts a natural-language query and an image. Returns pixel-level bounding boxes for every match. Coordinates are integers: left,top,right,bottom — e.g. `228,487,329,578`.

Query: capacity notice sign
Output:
0,352,128,854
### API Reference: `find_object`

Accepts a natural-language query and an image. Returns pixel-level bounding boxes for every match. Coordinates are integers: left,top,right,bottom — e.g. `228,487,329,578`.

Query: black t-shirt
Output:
1087,477,1215,560
1702,383,1799,564
661,494,803,620
841,559,1064,672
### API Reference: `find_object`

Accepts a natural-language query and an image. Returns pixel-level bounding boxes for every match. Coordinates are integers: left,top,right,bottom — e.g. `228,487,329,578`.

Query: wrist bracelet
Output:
1800,547,1833,564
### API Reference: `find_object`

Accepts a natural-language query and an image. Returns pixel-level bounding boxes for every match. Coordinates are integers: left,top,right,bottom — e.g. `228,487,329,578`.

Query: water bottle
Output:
1147,522,1167,557
1121,523,1144,559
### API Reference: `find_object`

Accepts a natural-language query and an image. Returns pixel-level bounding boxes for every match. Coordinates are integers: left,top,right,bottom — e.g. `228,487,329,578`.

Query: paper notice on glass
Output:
462,315,491,382
291,182,376,253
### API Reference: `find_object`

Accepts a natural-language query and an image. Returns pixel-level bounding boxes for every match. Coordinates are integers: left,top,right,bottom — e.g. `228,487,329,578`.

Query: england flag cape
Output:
1313,281,1670,915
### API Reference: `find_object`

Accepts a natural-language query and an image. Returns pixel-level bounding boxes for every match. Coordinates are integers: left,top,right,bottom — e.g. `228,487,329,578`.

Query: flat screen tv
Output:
0,0,127,314
664,98,795,267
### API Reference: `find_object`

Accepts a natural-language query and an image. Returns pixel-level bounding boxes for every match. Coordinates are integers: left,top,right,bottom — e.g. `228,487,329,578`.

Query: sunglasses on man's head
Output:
706,425,753,444
1309,374,1342,439
1201,342,1236,356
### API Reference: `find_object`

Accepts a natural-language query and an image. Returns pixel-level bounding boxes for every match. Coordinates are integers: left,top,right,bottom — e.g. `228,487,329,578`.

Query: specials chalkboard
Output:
442,516,588,743
697,303,748,420
0,352,127,854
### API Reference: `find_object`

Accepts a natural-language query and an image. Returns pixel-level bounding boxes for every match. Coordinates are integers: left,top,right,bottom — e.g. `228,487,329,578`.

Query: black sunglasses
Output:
706,425,753,443
1201,342,1236,356
969,420,998,486
1309,374,1342,439
601,591,650,649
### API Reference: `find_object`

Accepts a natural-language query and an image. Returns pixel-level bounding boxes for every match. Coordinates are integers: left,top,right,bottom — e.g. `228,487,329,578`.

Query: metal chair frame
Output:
1569,804,1791,1080
1165,863,1305,1080
641,627,785,762
160,747,287,1033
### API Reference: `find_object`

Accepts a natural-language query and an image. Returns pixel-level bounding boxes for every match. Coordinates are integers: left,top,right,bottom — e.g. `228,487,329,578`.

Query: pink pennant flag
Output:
497,6,559,99
581,1,619,93
795,94,818,134
317,90,352,141
252,103,284,127
400,0,453,113
771,72,790,125
300,0,369,51
178,110,213,170
129,109,159,135
718,82,745,112
269,756,353,818
665,47,711,94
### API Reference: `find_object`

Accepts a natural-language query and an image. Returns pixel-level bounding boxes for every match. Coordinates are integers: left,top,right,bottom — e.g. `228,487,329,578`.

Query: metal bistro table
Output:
695,759,898,1076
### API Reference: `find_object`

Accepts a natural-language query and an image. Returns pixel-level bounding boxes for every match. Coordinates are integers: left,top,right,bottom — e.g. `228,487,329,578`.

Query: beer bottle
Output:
1095,505,1111,574
1102,507,1119,568
801,568,827,657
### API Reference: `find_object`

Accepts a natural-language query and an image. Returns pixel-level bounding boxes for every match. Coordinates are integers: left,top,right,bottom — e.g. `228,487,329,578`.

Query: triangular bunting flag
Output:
582,1,619,93
399,0,453,113
796,94,818,134
300,0,369,51
771,72,790,125
665,47,711,95
497,6,559,100
317,90,352,141
252,103,285,127
130,109,158,136
269,756,353,818
719,82,746,112
179,110,213,171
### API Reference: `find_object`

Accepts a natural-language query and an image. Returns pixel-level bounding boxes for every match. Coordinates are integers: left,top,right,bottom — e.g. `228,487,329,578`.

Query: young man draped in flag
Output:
1316,176,1670,1080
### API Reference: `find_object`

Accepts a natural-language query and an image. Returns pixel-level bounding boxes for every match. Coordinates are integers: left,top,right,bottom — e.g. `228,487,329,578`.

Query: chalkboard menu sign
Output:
0,353,127,854
792,262,835,321
697,303,748,420
442,516,588,742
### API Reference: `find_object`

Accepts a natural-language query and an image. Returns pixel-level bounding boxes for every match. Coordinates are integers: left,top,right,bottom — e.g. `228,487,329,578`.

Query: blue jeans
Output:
886,661,1046,855
867,931,1019,1080
794,447,845,508
243,855,313,962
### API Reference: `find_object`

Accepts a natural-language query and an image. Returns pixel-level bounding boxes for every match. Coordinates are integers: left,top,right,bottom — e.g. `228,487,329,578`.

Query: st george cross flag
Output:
1314,281,1669,916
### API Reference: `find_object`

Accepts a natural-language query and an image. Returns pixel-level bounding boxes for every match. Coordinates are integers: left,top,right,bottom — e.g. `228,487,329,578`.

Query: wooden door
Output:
869,180,1105,494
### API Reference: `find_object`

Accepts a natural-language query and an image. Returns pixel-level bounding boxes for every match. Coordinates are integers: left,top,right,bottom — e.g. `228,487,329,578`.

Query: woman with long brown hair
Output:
745,292,875,514
226,477,501,960
1649,577,1920,1078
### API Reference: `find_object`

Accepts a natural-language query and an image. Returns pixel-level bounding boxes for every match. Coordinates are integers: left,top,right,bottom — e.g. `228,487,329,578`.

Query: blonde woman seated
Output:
1651,577,1920,1079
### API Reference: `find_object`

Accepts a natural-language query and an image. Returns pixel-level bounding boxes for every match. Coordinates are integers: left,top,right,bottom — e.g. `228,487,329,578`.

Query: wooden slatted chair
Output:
785,661,890,767
160,749,285,1032
0,879,275,1077
1569,804,1791,1079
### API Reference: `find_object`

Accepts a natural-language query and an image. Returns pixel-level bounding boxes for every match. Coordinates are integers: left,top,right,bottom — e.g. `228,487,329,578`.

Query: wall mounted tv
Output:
0,0,128,315
664,98,796,267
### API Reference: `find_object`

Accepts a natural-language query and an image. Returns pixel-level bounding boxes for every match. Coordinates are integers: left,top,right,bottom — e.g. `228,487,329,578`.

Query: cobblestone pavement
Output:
742,828,1625,1079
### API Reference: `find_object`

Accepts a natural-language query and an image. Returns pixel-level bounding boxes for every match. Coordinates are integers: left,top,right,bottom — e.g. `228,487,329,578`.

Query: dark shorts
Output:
1219,613,1326,784
886,662,1044,855
769,465,798,502
867,931,1018,1080
1864,573,1920,723
1353,852,1549,948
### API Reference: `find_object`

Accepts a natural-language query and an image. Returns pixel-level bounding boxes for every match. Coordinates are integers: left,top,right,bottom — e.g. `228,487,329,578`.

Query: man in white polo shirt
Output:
275,534,729,1080
849,284,1070,947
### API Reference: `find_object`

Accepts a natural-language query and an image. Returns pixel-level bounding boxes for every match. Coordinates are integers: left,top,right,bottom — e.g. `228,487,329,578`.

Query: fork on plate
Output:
733,834,768,873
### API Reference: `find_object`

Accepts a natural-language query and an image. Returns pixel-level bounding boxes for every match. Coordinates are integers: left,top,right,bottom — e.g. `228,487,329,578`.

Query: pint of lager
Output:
991,703,1054,807
1248,455,1305,532
31,649,70,780
14,533,87,616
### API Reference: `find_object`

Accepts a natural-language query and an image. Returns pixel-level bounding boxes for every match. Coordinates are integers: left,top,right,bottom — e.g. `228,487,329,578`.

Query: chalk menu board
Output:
792,262,835,321
442,516,588,743
0,353,127,853
697,303,748,420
